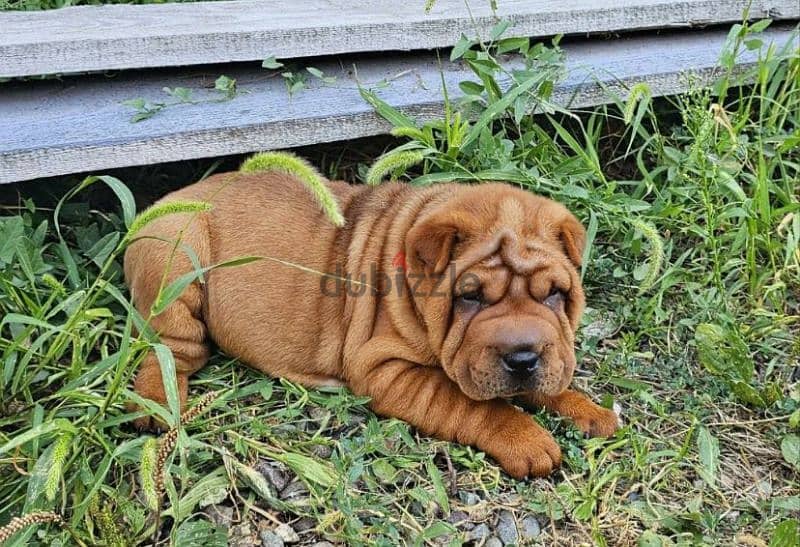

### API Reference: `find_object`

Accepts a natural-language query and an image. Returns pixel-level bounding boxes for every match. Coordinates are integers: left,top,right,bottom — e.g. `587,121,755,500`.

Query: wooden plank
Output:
0,26,797,183
1,0,798,78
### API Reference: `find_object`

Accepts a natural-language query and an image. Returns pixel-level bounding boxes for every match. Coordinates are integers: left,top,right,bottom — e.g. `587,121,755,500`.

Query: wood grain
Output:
0,26,796,183
1,0,798,77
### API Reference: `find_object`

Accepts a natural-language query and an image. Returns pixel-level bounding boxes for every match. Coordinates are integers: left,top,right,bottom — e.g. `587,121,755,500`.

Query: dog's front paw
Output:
481,413,562,479
571,402,620,438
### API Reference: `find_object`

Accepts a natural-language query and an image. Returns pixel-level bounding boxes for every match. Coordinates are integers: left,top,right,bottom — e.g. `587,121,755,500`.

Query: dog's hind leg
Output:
124,214,211,430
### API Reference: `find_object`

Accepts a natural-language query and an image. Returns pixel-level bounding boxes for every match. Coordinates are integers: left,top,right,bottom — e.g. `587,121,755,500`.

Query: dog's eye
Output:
457,289,484,305
544,289,565,308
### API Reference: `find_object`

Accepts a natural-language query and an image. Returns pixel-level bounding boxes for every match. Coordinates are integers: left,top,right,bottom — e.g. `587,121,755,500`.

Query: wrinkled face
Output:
406,184,586,400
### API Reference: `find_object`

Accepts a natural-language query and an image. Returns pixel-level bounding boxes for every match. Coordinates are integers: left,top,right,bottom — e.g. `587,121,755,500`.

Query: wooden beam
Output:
0,26,797,183
1,0,798,78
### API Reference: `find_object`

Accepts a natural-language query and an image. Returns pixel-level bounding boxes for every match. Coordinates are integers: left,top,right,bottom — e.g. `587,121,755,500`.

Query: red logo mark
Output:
392,251,407,270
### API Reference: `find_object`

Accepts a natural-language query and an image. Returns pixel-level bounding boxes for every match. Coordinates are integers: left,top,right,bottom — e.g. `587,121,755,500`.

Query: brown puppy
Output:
125,170,619,478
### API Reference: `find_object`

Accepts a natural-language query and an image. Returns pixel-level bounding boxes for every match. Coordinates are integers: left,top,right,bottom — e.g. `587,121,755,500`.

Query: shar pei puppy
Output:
125,166,619,478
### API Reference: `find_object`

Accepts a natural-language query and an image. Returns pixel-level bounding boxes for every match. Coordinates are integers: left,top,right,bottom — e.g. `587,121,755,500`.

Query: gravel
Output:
520,516,541,540
259,530,285,547
447,510,474,530
466,523,490,543
255,459,291,492
205,504,234,529
281,480,309,501
274,523,300,543
229,523,255,547
460,492,481,506
495,510,519,545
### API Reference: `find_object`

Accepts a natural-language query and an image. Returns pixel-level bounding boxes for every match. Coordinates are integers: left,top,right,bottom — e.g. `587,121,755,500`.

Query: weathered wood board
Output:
1,0,798,78
0,26,797,183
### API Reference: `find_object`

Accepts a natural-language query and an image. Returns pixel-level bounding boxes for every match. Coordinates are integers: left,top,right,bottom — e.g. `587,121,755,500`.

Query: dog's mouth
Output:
450,348,570,401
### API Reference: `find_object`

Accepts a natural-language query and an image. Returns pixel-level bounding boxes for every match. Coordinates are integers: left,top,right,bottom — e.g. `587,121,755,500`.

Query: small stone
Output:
259,530,285,547
255,460,291,491
756,479,772,497
293,517,316,532
466,523,490,543
447,510,473,530
308,406,329,421
274,523,300,543
496,510,519,545
229,523,255,547
311,543,335,547
205,504,234,528
520,516,541,539
460,492,481,505
485,537,503,547
281,480,309,500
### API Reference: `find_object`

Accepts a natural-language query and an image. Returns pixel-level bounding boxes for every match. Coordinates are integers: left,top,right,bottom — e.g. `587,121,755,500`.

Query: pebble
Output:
496,510,519,545
466,523,490,543
293,517,316,532
281,480,309,501
229,523,254,547
311,543,335,547
485,537,503,547
255,460,291,492
274,523,300,543
446,510,474,530
259,530,285,547
756,479,772,497
205,504,234,529
460,492,481,505
308,406,329,421
520,516,541,539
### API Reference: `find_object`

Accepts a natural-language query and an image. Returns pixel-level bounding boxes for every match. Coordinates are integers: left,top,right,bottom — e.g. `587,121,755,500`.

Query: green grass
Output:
1,19,799,547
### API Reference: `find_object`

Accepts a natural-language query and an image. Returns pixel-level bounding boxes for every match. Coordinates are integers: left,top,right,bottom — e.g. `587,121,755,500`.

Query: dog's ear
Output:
407,216,459,275
558,213,586,267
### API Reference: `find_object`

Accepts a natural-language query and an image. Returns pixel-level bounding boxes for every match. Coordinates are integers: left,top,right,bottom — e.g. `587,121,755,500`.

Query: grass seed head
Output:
0,512,64,543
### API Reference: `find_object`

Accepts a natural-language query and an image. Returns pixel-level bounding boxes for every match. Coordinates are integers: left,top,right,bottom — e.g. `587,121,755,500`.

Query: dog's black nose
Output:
501,350,540,374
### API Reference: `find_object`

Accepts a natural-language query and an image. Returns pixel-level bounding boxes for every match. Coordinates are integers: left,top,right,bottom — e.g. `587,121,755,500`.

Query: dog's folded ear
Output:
558,213,586,268
407,216,459,275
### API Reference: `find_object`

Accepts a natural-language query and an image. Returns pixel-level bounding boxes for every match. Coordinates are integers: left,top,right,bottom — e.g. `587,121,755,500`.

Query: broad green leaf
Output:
769,519,799,547
281,452,336,487
450,34,472,61
490,20,510,40
262,55,284,69
163,467,229,521
780,434,799,468
372,459,398,483
697,426,719,487
458,81,484,96
425,458,450,515
227,456,280,506
85,231,120,267
0,216,24,263
175,519,228,547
